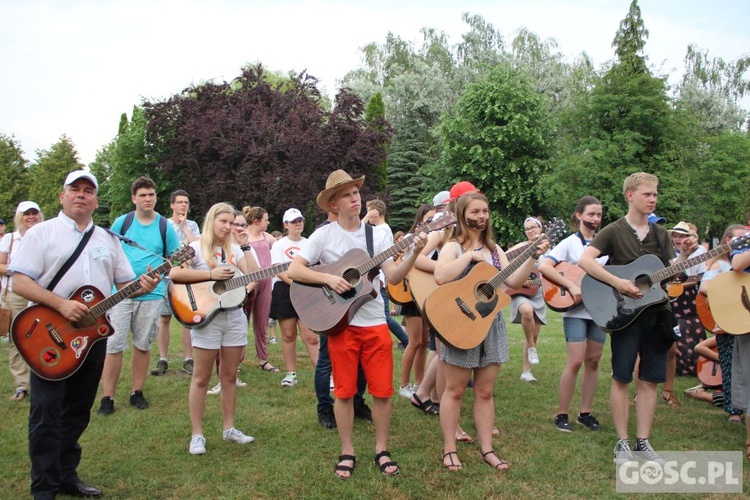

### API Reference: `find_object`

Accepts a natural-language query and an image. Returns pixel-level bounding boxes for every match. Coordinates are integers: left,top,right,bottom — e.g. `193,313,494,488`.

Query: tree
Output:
28,135,85,218
438,64,553,244
144,65,392,229
0,134,29,228
612,0,649,75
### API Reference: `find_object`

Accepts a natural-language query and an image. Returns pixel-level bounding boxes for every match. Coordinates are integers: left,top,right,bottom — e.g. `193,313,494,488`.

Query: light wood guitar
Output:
290,213,456,335
11,246,195,380
581,234,749,332
387,273,414,305
424,219,565,349
408,267,439,312
500,222,566,298
169,262,288,329
541,262,587,312
667,275,701,298
707,270,750,335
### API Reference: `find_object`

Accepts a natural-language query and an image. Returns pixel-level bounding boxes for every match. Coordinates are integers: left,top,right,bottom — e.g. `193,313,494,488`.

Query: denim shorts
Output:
563,317,607,344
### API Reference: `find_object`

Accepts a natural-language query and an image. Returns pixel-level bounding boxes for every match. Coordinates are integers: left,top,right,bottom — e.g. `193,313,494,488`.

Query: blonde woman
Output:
0,201,44,400
169,203,260,455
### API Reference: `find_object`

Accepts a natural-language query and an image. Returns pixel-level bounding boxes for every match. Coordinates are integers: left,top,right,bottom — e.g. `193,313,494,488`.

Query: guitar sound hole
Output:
477,283,494,301
342,269,361,286
213,282,227,295
636,275,653,292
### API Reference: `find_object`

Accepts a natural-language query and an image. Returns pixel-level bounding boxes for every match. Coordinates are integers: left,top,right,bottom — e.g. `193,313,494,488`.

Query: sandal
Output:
259,361,279,373
10,388,27,401
411,394,438,416
456,428,474,443
684,385,704,397
442,451,462,471
334,454,356,479
662,390,681,407
374,450,399,476
482,450,509,470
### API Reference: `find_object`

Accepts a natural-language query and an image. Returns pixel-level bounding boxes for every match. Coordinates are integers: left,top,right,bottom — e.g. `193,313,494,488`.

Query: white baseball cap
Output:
283,208,304,223
432,191,450,207
16,201,41,214
64,170,99,192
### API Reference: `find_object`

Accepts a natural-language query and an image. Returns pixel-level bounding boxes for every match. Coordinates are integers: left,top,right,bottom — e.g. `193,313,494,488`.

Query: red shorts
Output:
328,323,394,399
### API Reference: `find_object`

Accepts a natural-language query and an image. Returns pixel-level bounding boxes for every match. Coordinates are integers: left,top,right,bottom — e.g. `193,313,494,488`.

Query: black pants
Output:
29,341,106,499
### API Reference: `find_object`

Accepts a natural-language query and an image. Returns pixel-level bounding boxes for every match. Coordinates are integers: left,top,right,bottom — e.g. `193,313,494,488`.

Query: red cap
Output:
449,181,478,201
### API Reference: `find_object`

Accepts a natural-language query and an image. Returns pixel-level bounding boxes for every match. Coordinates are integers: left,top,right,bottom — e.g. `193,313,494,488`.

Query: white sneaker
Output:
281,372,298,387
223,427,254,444
398,385,414,398
189,434,206,455
236,378,247,388
207,383,221,395
269,336,278,345
527,347,539,365
520,370,537,382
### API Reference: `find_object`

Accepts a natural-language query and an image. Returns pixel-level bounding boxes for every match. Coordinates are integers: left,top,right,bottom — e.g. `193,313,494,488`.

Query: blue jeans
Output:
315,335,366,414
381,287,408,346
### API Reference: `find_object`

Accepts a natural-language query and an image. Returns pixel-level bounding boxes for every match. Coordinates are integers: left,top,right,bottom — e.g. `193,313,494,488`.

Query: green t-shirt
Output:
590,218,675,266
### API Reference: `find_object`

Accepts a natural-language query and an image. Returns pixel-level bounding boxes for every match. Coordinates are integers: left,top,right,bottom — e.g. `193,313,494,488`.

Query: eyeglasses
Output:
233,223,248,229
524,226,539,232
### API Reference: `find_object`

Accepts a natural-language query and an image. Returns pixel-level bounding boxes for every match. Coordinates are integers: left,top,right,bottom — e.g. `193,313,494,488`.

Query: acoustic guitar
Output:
581,234,749,332
696,345,722,389
169,262,289,329
386,276,413,305
290,213,456,335
541,262,587,312
695,292,722,334
666,275,701,298
707,270,750,335
11,246,195,381
409,267,439,312
500,222,566,298
424,218,565,349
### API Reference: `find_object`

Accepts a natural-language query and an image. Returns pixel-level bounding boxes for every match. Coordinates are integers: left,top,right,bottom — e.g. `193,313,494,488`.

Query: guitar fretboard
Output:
641,243,731,287
221,263,290,292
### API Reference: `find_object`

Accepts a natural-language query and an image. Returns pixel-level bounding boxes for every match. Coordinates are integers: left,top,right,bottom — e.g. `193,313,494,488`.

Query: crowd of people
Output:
1,168,749,497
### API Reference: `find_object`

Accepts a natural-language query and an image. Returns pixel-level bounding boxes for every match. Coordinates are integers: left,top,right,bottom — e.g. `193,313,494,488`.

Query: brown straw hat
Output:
316,169,365,212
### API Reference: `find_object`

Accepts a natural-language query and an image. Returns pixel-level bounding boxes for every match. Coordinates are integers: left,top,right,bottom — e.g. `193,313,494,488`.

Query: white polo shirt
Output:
8,211,135,302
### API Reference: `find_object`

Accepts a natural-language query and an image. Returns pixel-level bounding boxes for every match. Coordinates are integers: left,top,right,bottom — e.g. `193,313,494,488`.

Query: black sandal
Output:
442,451,462,471
411,394,438,415
259,361,279,373
334,454,356,479
482,450,509,470
375,450,400,476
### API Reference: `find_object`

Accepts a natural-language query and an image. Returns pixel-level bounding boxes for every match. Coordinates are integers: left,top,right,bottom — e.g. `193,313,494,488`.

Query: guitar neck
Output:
88,259,176,319
224,263,289,291
488,239,542,290
505,242,531,261
649,244,728,284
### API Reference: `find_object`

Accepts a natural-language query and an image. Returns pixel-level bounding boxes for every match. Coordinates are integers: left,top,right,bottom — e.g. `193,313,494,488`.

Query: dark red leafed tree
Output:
144,64,393,228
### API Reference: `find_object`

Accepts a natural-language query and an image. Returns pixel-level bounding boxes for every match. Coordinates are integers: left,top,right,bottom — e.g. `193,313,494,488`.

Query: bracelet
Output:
240,244,252,252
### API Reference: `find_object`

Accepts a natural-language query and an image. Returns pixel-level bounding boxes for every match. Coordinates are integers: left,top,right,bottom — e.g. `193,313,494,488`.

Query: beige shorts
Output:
190,307,248,350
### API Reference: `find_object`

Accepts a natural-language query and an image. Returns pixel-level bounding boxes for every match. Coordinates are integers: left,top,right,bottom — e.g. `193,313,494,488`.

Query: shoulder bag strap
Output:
1,235,13,303
47,225,96,292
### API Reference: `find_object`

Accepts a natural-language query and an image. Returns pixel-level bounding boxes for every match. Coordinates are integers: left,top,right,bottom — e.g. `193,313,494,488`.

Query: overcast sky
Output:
1,0,748,165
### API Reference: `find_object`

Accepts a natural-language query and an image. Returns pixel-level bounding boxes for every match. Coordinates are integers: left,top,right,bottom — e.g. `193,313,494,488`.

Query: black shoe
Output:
318,410,337,429
577,413,601,431
182,358,194,375
554,413,572,432
129,390,149,410
354,403,372,422
97,396,114,416
59,481,103,497
151,358,168,376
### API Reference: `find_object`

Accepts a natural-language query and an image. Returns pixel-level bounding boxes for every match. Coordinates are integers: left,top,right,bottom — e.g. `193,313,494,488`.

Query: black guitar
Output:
581,234,750,332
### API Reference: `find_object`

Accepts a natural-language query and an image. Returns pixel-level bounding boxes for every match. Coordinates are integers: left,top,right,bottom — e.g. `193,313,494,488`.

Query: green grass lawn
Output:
1,311,748,499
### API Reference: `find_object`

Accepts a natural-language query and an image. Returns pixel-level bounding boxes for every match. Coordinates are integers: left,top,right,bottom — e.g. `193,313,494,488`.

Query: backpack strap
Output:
120,211,168,258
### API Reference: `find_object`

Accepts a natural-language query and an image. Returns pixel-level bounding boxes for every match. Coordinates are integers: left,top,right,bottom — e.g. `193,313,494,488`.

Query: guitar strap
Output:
46,225,96,292
649,222,671,267
365,223,374,258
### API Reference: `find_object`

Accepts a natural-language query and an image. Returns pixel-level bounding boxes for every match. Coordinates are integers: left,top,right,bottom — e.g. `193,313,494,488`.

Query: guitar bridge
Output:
46,324,68,350
186,283,198,311
455,298,476,320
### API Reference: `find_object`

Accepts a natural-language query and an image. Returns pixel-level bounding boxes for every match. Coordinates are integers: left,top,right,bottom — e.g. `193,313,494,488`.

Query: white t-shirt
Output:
544,232,608,319
270,236,305,285
188,241,249,271
674,245,707,276
299,221,392,326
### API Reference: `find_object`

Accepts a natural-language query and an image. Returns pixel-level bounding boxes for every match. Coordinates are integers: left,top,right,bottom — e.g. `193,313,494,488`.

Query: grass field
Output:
1,311,748,499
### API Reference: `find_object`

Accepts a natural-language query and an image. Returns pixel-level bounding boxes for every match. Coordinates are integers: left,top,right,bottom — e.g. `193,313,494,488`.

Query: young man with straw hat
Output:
288,169,426,479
